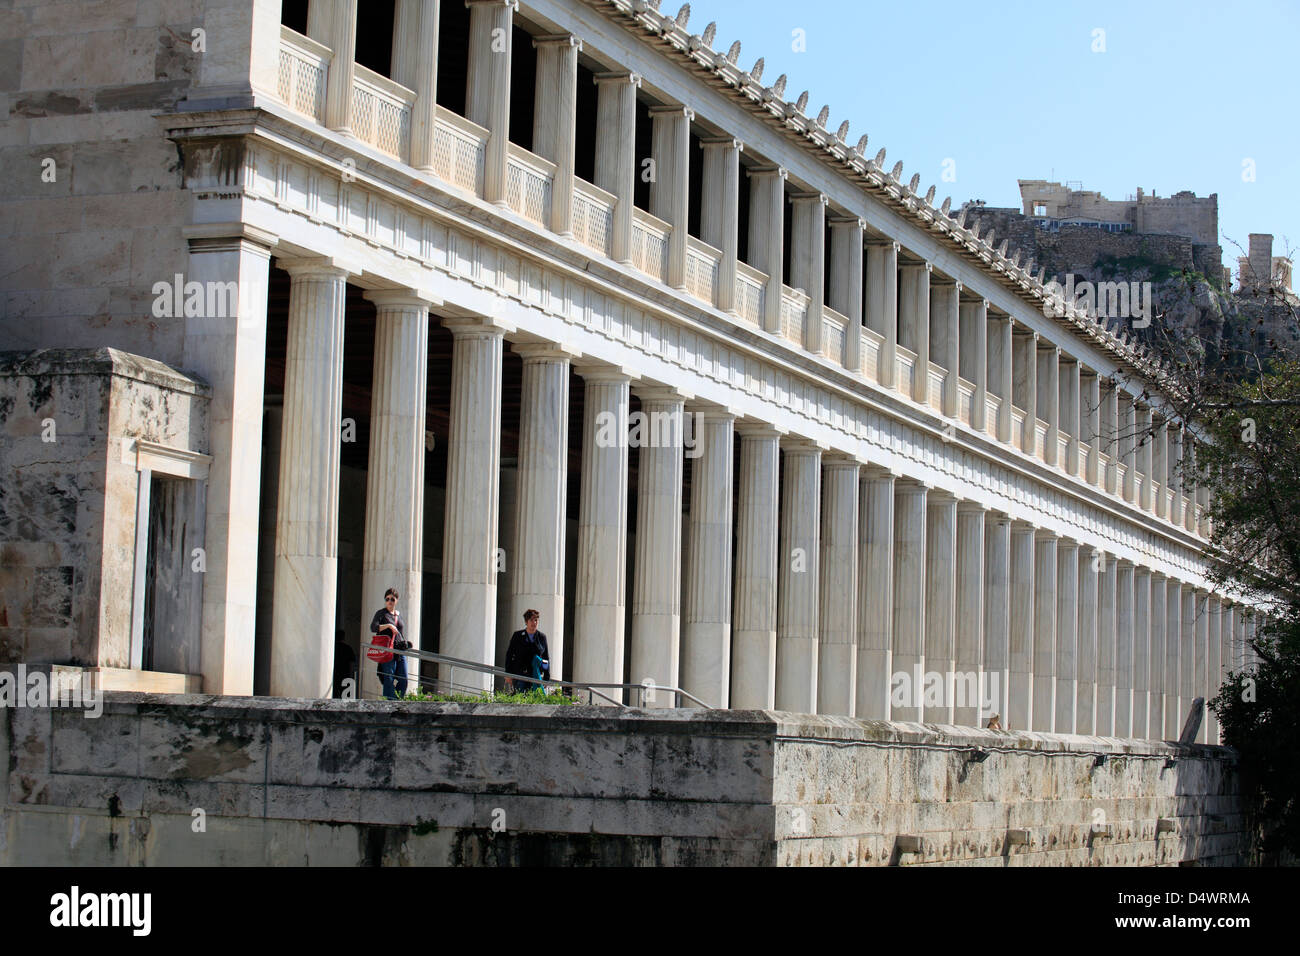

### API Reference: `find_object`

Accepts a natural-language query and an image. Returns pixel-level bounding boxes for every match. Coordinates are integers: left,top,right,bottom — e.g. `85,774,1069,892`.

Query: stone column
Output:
1148,572,1166,738
270,257,350,699
1195,590,1210,743
358,292,432,702
748,165,787,333
532,34,581,234
1121,393,1137,503
1180,585,1195,735
572,368,634,690
817,456,859,716
1152,417,1168,519
510,344,573,681
1077,547,1100,734
990,311,1013,442
1132,567,1151,739
630,388,687,703
923,492,957,724
465,0,515,204
183,226,275,695
776,440,822,713
681,409,735,708
856,466,895,719
960,297,988,431
731,424,782,709
930,279,961,418
700,136,742,314
1013,329,1038,454
594,72,641,264
891,479,928,722
1083,370,1101,485
866,240,899,388
1008,521,1035,731
1059,357,1080,476
899,261,931,404
1032,531,1058,732
323,0,358,133
983,513,1011,727
954,502,985,727
1099,377,1117,492
439,316,505,690
829,216,865,372
408,0,442,171
789,192,828,353
1114,560,1134,737
1136,403,1153,511
649,105,694,290
1206,596,1222,743
1164,579,1182,737
1054,539,1079,733
1096,551,1117,736
1168,425,1184,528
1037,343,1059,465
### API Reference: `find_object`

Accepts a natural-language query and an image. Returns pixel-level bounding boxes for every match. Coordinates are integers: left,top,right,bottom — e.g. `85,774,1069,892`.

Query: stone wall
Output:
0,349,209,670
0,695,1246,866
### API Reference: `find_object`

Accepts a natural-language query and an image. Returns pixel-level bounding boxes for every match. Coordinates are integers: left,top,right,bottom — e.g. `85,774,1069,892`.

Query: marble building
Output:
0,0,1263,742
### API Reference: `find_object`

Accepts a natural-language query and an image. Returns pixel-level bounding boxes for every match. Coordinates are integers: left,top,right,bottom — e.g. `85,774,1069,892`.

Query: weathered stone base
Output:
0,695,1246,866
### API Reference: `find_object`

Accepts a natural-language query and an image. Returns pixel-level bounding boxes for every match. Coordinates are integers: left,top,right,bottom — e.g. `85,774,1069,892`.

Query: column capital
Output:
822,451,860,469
363,289,440,310
1034,528,1059,542
956,499,986,515
699,134,744,151
735,420,788,439
780,436,828,455
1116,557,1135,569
900,259,933,273
894,476,930,493
789,191,828,206
442,314,512,337
633,384,692,405
1010,518,1037,532
533,33,582,50
685,400,740,421
511,341,581,363
865,238,901,252
574,360,639,384
861,463,899,479
927,488,957,504
828,214,866,230
594,70,642,88
746,163,787,181
276,254,357,280
648,104,695,122
183,222,278,256
465,0,518,8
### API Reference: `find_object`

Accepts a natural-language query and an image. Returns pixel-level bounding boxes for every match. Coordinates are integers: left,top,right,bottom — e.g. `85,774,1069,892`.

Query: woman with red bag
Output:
368,587,408,700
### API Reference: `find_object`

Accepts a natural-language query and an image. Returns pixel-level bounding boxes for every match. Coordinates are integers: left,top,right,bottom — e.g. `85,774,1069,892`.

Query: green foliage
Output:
1209,618,1300,859
398,687,580,706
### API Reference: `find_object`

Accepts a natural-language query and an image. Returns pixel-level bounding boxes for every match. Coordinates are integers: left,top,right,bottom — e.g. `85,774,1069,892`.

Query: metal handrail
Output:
368,644,711,708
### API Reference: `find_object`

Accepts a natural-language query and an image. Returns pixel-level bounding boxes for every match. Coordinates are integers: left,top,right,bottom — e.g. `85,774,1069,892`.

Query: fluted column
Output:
700,136,742,313
1169,425,1185,527
1114,560,1134,737
466,0,516,204
776,440,822,713
899,261,931,404
892,479,928,722
1008,521,1035,731
930,279,961,418
510,344,572,680
532,34,580,234
866,240,898,388
1164,580,1183,737
960,297,988,431
1152,417,1168,519
1148,572,1166,737
681,409,735,708
1098,376,1116,491
747,165,787,333
856,466,895,719
983,514,1011,726
1037,343,1060,465
572,368,634,690
731,424,782,708
630,388,687,702
1060,357,1080,475
1096,552,1117,735
1013,329,1038,454
407,0,441,170
1195,590,1210,742
1180,584,1195,735
817,456,859,716
1207,596,1222,743
1083,370,1101,485
923,492,957,724
1137,404,1153,511
1077,547,1100,734
270,258,349,699
790,192,828,353
990,311,1013,442
594,72,640,263
439,316,505,688
1121,393,1137,502
1055,539,1079,733
954,502,985,727
358,292,431,701
829,216,865,371
649,105,694,290
1032,531,1058,732
1132,567,1152,738
323,0,358,132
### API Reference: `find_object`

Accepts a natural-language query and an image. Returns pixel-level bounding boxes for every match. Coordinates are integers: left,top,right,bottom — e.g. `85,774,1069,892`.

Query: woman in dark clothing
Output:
504,609,550,693
370,587,407,700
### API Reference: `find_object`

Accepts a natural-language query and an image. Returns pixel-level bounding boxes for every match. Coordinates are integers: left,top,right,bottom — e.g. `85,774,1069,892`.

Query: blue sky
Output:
692,0,1298,269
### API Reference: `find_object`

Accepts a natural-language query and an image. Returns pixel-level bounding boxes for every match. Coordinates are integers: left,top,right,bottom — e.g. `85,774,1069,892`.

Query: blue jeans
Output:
378,652,407,700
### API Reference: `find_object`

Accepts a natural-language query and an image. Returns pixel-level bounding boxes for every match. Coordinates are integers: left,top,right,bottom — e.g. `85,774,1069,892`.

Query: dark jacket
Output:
504,629,550,687
370,607,404,642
